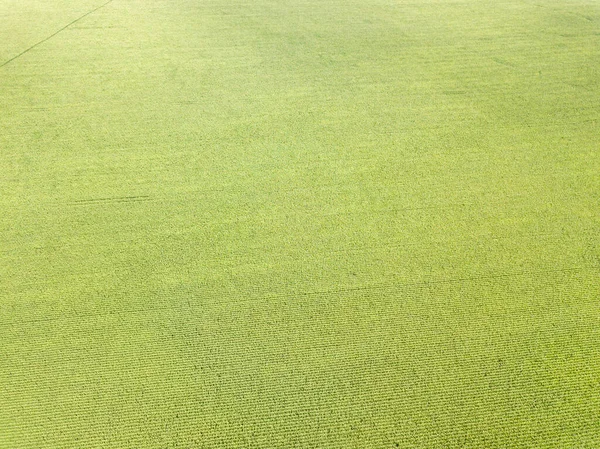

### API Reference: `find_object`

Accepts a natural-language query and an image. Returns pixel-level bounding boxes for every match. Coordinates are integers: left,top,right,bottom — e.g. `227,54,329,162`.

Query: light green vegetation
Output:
1,0,599,447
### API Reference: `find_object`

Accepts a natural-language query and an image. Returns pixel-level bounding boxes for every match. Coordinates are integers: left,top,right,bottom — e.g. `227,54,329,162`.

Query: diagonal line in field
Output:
0,0,114,69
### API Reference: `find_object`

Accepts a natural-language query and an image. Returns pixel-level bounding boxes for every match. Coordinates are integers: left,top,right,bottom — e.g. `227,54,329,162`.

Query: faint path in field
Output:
0,0,114,69
490,57,519,70
1,265,593,326
69,195,152,206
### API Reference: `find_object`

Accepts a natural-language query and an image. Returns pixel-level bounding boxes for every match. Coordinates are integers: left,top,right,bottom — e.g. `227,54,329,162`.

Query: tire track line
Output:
0,0,115,69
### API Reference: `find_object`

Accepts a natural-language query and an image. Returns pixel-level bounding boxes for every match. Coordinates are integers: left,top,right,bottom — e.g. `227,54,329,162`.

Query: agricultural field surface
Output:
1,0,599,447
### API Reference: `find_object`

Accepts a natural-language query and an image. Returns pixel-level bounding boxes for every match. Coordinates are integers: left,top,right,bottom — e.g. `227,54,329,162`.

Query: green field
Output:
1,0,599,447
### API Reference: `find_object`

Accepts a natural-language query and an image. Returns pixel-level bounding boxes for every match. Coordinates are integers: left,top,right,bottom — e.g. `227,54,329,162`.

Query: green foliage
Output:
1,0,599,447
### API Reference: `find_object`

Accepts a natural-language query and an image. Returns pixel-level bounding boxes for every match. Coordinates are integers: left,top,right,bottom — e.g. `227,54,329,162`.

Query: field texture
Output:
1,0,599,447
